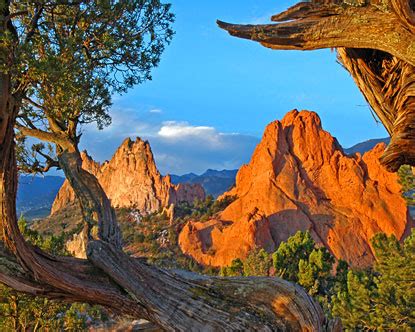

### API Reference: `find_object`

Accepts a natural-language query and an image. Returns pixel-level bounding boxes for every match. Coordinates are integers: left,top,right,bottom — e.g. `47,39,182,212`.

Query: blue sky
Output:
80,0,388,175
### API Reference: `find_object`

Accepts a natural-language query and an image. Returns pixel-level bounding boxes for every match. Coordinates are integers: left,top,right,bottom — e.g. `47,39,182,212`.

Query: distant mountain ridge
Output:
170,169,238,197
16,168,237,220
17,175,65,219
345,137,390,155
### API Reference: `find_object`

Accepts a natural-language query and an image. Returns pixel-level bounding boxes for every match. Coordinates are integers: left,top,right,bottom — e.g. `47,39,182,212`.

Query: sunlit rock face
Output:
179,110,412,268
51,138,205,215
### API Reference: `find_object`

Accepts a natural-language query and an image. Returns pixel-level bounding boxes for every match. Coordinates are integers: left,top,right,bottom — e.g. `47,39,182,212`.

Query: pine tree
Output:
220,258,244,277
332,230,415,330
272,231,315,282
298,247,334,296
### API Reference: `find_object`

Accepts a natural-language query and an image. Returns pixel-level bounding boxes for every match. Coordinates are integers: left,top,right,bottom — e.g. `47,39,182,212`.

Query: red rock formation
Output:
179,110,412,268
51,138,205,215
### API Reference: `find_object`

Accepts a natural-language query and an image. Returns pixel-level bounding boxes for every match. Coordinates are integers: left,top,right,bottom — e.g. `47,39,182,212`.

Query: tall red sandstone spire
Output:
179,110,412,267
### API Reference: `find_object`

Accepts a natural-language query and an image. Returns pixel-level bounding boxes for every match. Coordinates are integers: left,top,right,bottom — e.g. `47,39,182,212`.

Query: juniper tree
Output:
12,1,174,247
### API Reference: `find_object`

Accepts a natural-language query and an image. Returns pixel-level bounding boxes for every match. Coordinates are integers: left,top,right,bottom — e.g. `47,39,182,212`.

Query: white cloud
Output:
149,108,163,114
81,108,260,175
158,122,216,140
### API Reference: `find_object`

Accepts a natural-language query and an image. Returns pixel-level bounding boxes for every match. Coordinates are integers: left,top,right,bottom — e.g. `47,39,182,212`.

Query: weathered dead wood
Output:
218,0,415,171
338,48,415,171
391,0,415,33
88,240,330,331
217,5,415,64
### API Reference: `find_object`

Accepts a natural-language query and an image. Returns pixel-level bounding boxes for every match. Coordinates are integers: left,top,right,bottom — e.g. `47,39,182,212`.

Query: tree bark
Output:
0,82,148,317
88,240,332,331
57,146,122,249
218,0,415,172
337,48,415,171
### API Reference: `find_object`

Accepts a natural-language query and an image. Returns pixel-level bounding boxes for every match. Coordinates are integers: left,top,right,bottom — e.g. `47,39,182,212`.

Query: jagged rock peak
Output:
51,137,205,215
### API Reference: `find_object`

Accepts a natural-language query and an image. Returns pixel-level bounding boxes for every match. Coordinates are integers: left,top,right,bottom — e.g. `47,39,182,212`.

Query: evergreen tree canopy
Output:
332,230,415,330
2,1,174,172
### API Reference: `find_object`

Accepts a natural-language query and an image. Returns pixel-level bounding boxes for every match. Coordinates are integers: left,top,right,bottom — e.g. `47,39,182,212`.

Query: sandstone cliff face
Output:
51,138,205,215
179,110,412,268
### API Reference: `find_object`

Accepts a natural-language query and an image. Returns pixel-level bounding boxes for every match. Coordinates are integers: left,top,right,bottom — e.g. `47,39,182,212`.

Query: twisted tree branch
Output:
218,0,415,171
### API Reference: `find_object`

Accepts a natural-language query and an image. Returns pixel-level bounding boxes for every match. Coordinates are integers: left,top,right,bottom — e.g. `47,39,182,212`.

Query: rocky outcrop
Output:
179,110,412,268
66,226,88,259
51,138,205,215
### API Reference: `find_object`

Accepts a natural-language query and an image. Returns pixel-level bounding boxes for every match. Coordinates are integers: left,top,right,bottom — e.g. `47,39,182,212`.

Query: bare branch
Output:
24,4,44,44
16,125,71,148
217,5,415,67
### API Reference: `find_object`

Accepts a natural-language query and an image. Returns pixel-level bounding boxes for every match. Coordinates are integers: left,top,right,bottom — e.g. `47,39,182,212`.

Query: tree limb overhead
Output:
218,0,415,172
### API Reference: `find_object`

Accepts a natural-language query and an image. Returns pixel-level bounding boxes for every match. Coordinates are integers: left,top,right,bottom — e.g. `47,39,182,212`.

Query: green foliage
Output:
174,195,236,221
0,287,68,331
398,165,415,205
331,270,378,330
243,248,272,277
220,258,244,277
18,216,66,255
220,249,272,277
331,230,415,330
298,247,334,296
272,231,315,281
4,1,174,173
0,289,107,331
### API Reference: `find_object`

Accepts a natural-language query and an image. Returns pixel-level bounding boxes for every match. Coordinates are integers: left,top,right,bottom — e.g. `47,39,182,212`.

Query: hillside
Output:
170,169,237,197
345,137,390,155
17,175,65,220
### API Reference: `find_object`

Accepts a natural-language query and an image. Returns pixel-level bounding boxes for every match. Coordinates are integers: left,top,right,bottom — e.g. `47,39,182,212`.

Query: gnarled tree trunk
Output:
57,146,122,249
218,0,415,172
